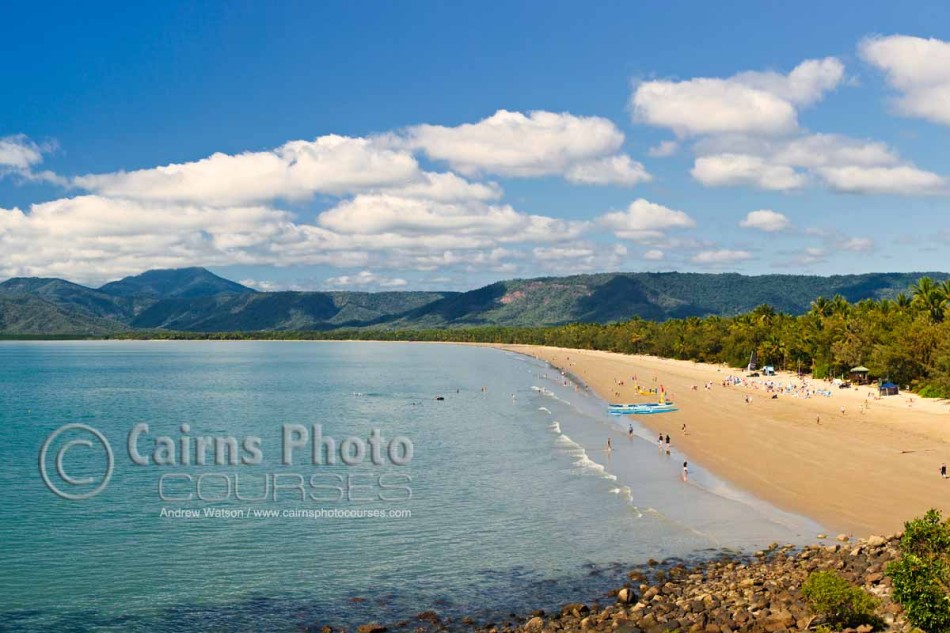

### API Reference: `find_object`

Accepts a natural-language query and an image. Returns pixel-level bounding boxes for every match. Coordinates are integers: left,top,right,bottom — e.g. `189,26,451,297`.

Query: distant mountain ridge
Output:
0,294,128,335
0,277,138,322
130,290,453,331
1,267,948,335
98,267,256,299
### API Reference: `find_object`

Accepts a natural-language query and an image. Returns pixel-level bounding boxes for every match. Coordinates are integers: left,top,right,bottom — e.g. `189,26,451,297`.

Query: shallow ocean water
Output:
0,341,820,632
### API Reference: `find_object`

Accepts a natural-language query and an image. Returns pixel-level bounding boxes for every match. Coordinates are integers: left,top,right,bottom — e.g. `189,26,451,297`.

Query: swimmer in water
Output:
606,437,612,452
628,424,634,439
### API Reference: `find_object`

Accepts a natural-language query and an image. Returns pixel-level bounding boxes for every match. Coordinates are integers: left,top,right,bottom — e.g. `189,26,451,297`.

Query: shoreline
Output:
495,344,950,537
523,353,825,545
5,339,932,633
7,337,947,535
338,535,910,633
464,534,909,633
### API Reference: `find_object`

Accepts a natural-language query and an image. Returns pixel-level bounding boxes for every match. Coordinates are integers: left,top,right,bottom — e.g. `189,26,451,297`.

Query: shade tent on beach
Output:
879,381,899,396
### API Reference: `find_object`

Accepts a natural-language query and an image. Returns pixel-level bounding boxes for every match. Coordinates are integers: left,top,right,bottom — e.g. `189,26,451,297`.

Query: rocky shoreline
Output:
332,535,908,633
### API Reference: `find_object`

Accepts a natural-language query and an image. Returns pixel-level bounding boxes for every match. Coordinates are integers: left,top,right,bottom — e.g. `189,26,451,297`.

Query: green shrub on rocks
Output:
802,570,882,629
887,509,950,633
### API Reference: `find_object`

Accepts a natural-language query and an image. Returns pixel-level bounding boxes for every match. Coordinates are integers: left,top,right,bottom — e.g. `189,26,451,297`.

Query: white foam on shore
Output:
516,349,823,549
538,406,551,414
609,485,644,516
549,430,619,482
572,452,618,481
531,385,572,406
554,432,582,450
609,485,633,503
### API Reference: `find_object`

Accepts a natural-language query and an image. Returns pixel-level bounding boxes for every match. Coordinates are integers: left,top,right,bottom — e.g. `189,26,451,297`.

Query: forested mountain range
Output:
0,267,947,335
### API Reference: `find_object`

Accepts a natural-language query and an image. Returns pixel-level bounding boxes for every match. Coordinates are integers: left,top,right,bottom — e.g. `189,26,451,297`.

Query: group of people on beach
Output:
604,372,687,482
605,427,687,481
652,431,687,481
723,374,837,399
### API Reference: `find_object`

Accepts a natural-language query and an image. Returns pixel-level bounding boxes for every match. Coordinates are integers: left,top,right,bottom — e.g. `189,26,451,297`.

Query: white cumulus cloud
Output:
564,154,651,186
317,194,587,244
401,109,649,185
739,210,792,232
632,79,798,137
631,57,843,137
692,154,807,190
690,249,754,264
629,54,947,197
691,133,945,195
817,165,946,195
0,135,46,170
598,198,696,242
325,271,408,288
860,34,950,126
648,140,679,157
0,189,590,283
838,237,875,252
73,135,423,205
731,57,845,107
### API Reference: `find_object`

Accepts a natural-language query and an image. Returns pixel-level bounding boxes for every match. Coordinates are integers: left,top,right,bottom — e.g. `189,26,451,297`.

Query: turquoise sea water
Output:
0,342,820,632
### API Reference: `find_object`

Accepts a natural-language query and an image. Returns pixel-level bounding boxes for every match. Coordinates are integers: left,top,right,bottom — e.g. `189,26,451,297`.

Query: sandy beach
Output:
497,344,950,537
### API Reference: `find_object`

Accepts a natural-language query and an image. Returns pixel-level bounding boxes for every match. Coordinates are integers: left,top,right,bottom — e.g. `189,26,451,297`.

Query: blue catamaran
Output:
608,387,677,415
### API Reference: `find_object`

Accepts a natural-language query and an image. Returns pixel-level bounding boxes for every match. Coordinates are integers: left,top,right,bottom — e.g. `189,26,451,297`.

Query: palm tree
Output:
912,277,945,322
894,292,912,311
856,298,876,312
761,333,789,370
751,304,777,328
810,296,832,319
912,277,937,300
831,294,851,316
939,279,950,302
920,290,946,323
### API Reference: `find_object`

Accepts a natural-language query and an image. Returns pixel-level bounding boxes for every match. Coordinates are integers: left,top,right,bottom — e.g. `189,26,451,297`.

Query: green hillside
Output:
385,272,950,328
99,267,256,299
1,267,948,334
0,277,139,322
131,290,454,331
0,295,129,335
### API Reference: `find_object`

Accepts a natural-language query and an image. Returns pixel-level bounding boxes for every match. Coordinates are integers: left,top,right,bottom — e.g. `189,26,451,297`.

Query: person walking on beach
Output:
682,461,688,481
942,463,947,479
628,424,634,439
606,437,612,453
665,434,671,454
657,433,663,453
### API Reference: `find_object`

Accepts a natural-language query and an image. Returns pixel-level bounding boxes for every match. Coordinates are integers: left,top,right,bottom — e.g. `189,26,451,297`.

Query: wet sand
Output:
496,344,950,537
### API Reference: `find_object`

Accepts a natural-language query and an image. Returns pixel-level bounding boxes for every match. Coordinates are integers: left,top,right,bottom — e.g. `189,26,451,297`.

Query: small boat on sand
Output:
608,402,677,415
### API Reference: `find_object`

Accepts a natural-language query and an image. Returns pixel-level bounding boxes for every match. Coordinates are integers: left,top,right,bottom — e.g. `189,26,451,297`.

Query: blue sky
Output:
1,1,949,290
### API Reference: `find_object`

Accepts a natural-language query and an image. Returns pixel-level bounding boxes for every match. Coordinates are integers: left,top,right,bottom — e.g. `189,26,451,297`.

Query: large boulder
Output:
866,535,886,548
617,588,637,604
